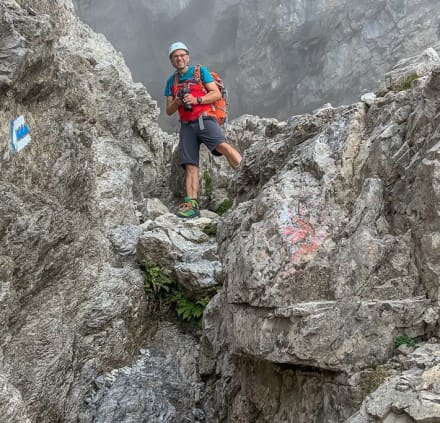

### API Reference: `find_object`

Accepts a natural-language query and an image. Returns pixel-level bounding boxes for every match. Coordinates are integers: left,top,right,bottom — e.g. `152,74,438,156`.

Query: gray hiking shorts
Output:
179,117,225,167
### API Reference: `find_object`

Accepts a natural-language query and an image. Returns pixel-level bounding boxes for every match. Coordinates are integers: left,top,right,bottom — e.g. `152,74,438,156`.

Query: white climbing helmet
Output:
168,41,189,58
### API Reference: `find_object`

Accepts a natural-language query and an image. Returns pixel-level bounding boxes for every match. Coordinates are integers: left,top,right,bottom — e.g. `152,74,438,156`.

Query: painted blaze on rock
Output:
279,202,329,272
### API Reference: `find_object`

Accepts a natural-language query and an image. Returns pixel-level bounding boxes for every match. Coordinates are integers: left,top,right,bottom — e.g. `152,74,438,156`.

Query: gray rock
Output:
138,197,170,221
361,92,377,105
109,225,142,256
175,259,222,298
347,344,440,423
0,373,32,423
81,322,204,423
200,54,440,420
137,213,222,298
382,47,440,92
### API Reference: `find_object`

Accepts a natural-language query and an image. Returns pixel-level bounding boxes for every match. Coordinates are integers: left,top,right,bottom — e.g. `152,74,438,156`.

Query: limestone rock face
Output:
347,343,440,423
200,48,440,421
81,321,206,423
137,210,222,299
0,1,184,422
2,1,440,422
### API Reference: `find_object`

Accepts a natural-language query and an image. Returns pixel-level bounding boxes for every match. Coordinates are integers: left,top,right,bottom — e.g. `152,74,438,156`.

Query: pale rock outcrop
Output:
382,47,440,92
80,321,206,423
137,210,222,299
0,1,201,422
199,48,440,422
347,343,440,423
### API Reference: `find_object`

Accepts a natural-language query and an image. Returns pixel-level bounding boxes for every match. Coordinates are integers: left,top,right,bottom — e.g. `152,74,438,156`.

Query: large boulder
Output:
0,1,178,421
200,50,440,421
137,210,222,299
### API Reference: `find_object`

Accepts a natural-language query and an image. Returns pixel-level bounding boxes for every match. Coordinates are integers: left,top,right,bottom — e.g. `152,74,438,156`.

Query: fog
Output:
73,0,440,131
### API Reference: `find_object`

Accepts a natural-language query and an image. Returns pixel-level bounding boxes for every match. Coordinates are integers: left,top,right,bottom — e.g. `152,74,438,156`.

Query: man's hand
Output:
183,93,196,105
166,96,183,115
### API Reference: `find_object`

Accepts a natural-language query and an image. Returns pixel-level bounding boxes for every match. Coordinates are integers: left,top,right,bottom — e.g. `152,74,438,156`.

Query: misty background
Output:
72,0,440,131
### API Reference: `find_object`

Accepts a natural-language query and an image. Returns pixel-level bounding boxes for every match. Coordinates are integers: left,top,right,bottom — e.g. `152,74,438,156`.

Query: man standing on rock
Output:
164,41,242,218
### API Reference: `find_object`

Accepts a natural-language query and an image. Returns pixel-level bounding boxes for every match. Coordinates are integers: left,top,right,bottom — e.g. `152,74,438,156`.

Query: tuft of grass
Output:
203,171,213,198
359,365,390,395
395,73,419,91
216,198,233,216
394,335,416,348
202,222,217,237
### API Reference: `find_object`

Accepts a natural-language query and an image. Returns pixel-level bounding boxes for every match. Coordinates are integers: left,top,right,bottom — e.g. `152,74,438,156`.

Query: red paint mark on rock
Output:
279,205,328,267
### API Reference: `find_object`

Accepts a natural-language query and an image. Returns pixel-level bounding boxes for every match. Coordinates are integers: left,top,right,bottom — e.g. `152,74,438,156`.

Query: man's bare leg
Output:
215,142,242,169
185,163,199,199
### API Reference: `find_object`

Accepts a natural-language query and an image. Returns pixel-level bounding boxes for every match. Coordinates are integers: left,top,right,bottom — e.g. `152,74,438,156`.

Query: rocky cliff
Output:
198,48,440,421
0,0,187,421
0,1,439,422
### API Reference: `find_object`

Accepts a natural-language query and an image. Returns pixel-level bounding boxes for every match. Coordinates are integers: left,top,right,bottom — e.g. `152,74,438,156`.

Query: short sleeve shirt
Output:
164,65,214,97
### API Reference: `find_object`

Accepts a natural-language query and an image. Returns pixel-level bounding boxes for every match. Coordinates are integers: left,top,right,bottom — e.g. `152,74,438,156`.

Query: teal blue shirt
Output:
164,65,214,97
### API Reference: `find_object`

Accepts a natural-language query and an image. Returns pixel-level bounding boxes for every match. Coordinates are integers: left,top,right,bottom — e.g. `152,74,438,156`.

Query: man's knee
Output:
185,163,199,174
215,142,233,155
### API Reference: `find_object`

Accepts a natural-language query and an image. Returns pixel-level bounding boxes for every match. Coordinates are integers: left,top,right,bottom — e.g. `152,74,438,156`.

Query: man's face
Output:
170,49,189,70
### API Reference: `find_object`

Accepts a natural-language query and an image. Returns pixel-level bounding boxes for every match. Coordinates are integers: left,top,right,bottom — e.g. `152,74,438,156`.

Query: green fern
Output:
394,335,416,348
143,260,211,323
144,260,174,299
171,291,209,322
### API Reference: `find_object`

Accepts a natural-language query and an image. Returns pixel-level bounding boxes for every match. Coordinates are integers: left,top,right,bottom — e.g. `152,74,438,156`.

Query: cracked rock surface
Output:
1,1,440,423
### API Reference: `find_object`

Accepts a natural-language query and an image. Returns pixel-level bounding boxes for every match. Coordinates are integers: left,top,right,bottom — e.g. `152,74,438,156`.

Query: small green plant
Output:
394,335,416,348
396,73,419,91
143,259,211,323
376,88,388,98
202,222,217,237
359,365,390,395
171,291,210,322
203,171,213,198
144,260,174,299
216,198,233,216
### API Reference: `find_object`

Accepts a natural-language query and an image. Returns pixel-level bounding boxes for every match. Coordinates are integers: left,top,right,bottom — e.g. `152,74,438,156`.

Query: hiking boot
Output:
176,197,200,219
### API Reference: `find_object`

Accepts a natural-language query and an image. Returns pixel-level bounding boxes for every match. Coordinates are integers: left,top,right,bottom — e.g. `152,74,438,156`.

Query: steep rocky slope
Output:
0,1,186,421
198,49,440,422
1,1,439,422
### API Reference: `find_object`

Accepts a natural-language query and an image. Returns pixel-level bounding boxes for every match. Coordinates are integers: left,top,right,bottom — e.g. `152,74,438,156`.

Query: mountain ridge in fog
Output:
73,0,440,130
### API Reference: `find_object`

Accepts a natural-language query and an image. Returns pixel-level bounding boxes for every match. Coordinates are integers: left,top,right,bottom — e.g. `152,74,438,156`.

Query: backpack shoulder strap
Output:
194,64,202,82
195,64,208,94
170,72,180,97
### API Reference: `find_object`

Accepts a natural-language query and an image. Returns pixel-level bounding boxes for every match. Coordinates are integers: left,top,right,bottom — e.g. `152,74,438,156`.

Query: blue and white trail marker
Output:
10,115,31,154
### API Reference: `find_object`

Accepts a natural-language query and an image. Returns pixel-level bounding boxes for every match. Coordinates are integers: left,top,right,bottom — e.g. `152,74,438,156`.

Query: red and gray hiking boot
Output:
176,197,200,219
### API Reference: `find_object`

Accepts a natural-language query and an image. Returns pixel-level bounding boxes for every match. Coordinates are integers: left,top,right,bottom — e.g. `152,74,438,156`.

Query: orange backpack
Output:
194,64,228,127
